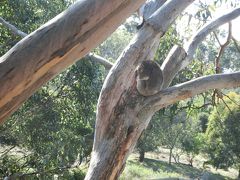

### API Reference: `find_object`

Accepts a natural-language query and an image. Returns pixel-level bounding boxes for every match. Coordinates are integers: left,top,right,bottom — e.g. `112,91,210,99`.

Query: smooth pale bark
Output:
1,0,239,179
86,2,240,179
161,7,240,89
0,18,114,71
0,17,27,38
185,8,240,64
0,0,146,124
85,1,195,179
146,72,240,111
87,53,113,70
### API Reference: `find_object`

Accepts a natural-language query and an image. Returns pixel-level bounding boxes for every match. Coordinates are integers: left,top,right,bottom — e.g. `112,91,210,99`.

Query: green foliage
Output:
1,0,240,178
120,159,185,180
205,92,240,171
0,0,73,56
221,42,240,71
95,27,134,61
59,167,86,180
0,0,104,178
136,111,163,161
155,26,179,64
0,59,104,178
198,113,209,133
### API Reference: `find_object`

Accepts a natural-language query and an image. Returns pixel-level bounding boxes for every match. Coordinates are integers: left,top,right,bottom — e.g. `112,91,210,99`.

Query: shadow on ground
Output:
127,158,229,180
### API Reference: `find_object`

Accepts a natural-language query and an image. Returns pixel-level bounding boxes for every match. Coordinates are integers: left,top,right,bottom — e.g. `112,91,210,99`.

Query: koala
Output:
136,60,163,96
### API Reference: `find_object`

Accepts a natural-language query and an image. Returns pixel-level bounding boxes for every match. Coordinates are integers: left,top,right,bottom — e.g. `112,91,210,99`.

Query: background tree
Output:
205,92,240,178
0,58,104,178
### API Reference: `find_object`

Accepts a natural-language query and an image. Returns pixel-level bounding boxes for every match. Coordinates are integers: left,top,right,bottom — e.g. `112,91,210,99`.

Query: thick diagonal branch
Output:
185,8,240,64
0,17,113,70
0,0,146,124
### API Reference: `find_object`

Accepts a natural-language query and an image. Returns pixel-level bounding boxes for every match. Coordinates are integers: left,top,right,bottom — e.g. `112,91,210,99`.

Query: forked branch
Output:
160,7,240,88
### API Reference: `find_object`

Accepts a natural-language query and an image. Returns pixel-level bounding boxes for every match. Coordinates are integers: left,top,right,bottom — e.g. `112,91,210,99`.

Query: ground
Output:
120,148,238,180
1,145,238,179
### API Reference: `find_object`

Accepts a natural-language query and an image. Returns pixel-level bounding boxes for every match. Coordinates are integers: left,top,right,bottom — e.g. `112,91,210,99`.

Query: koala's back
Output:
136,60,163,96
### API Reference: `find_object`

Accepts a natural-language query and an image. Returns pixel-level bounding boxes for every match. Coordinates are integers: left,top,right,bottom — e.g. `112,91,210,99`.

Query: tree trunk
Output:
139,150,145,162
238,168,240,179
85,1,239,179
84,83,156,180
169,148,173,165
189,158,193,167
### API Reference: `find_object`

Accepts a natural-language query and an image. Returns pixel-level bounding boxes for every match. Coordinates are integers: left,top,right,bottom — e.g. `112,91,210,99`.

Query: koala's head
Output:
136,60,155,80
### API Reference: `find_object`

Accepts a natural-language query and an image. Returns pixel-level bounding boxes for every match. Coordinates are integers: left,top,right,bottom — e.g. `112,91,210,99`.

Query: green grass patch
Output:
120,158,228,180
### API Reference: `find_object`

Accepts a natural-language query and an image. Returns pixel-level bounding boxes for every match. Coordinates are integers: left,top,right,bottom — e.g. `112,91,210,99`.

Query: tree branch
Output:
86,1,195,179
214,22,232,74
99,0,195,107
0,17,27,38
0,17,114,70
184,8,240,67
161,45,186,88
212,22,232,101
87,53,113,70
160,7,240,88
0,0,146,123
146,71,240,112
0,145,16,159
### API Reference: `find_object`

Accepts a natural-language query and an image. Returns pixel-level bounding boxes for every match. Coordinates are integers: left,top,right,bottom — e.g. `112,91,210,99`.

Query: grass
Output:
120,159,185,180
120,153,231,180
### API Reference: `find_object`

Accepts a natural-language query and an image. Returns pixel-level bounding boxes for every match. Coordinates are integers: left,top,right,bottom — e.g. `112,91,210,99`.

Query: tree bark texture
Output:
0,0,146,124
85,2,240,180
85,1,196,179
169,148,172,165
139,150,145,162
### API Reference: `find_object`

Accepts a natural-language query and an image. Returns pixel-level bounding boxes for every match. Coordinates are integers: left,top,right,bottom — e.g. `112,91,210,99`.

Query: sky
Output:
179,0,240,42
214,6,240,41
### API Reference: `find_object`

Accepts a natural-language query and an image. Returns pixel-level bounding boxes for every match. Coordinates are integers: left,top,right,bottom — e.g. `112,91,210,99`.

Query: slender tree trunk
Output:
189,158,193,167
139,150,145,162
238,168,240,179
169,148,172,164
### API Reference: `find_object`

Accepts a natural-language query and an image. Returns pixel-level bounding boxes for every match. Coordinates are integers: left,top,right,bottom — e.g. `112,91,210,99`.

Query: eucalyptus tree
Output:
1,0,240,179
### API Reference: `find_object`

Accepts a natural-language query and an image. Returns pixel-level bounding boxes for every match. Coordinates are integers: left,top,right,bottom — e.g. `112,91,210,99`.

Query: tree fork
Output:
85,1,195,179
